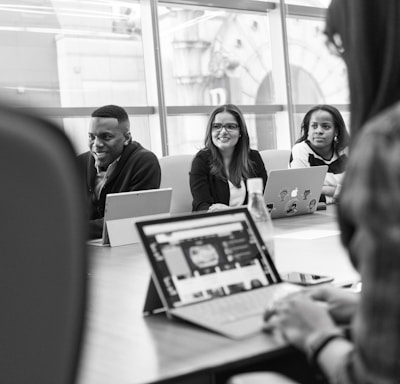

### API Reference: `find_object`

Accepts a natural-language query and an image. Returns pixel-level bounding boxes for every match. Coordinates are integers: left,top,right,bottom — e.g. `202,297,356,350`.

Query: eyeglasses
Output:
211,123,239,132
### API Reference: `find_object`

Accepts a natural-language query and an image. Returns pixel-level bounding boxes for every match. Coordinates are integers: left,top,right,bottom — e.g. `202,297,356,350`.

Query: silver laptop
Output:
264,166,328,219
88,188,172,247
136,207,302,339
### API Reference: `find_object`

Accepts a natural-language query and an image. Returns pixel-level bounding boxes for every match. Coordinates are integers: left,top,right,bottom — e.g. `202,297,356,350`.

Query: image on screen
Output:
142,212,276,307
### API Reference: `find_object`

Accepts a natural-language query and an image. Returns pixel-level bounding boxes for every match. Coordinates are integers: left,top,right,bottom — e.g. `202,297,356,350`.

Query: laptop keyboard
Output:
177,283,301,325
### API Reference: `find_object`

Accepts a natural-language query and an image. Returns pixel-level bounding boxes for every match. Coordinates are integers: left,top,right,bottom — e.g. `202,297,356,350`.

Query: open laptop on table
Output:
264,166,328,219
136,207,302,339
88,188,172,247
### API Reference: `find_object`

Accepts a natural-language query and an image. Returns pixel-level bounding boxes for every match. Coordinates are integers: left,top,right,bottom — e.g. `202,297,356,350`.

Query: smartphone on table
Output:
281,272,334,286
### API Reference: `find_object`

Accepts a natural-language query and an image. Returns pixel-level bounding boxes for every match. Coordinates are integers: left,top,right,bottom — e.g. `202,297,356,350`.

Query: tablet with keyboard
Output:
136,207,302,339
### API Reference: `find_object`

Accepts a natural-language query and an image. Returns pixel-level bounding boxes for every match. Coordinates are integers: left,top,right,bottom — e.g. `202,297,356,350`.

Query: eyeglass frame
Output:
211,123,240,133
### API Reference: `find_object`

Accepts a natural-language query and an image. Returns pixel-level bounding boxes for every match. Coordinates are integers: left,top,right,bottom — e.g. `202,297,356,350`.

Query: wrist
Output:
306,328,345,365
333,184,342,200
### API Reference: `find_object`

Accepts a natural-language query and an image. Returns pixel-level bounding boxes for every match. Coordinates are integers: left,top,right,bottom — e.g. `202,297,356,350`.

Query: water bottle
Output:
247,177,275,261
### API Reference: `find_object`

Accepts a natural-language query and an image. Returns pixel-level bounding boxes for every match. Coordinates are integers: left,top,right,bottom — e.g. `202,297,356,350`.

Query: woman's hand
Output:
208,203,230,212
306,285,359,324
263,292,339,352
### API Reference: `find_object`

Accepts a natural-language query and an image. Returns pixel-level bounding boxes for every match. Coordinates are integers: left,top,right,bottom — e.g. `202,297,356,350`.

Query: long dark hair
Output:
203,104,254,187
296,104,350,155
325,0,400,137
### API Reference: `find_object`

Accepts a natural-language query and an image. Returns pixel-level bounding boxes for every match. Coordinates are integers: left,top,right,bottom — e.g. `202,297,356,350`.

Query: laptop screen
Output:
137,208,280,309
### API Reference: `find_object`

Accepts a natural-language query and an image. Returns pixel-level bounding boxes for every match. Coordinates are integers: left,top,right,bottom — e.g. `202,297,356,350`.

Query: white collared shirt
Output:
228,179,246,207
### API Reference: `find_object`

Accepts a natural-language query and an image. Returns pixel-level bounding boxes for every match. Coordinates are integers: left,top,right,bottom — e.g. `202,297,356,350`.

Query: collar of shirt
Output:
94,156,121,200
95,155,121,175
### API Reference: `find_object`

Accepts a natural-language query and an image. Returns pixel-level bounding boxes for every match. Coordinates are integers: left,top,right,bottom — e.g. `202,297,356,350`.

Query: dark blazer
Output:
77,141,161,238
190,148,267,211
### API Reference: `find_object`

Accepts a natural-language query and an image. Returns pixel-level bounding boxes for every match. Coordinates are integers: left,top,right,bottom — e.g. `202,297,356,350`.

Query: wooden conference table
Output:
77,206,359,384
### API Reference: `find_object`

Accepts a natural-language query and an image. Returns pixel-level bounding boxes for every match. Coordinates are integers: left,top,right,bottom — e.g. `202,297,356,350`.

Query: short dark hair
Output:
91,105,130,130
296,104,350,154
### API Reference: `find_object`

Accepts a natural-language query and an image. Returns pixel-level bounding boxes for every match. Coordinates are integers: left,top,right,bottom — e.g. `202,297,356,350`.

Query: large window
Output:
0,1,147,108
0,1,160,154
284,0,330,6
286,16,349,138
159,7,275,107
158,3,286,153
287,18,348,105
0,1,349,156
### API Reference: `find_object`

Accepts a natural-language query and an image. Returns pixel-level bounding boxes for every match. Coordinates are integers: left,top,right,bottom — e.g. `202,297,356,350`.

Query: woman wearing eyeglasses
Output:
190,104,267,212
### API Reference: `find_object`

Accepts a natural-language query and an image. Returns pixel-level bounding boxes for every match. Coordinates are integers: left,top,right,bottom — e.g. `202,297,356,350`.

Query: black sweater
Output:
77,141,161,238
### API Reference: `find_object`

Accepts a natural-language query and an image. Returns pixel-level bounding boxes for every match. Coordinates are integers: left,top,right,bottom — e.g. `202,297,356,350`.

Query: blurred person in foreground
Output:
251,1,400,384
77,105,161,239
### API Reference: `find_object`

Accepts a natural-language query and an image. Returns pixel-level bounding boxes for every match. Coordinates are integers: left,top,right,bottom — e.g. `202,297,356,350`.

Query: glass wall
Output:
0,0,349,157
285,15,349,138
159,7,274,107
0,0,159,154
158,3,285,153
284,0,330,6
0,1,147,107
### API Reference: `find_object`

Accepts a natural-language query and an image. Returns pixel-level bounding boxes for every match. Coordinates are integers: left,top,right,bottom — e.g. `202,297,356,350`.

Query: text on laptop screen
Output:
141,211,277,308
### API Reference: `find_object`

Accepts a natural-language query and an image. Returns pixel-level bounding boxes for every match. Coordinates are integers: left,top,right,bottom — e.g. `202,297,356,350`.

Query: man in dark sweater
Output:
77,105,161,239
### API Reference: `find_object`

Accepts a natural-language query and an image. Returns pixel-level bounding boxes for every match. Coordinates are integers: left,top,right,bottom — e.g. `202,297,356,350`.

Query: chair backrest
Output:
159,154,194,214
259,149,291,175
0,104,87,384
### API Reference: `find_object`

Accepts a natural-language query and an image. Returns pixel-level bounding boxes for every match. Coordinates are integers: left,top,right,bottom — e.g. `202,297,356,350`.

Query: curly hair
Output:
296,104,350,154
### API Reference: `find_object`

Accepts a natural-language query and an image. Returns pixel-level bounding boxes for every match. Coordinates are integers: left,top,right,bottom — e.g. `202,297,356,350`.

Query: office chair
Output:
159,154,194,214
259,149,291,175
0,104,87,384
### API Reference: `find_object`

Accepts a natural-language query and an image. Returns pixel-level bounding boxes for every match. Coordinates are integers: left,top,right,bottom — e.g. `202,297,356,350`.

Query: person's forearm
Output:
315,337,353,384
322,185,337,197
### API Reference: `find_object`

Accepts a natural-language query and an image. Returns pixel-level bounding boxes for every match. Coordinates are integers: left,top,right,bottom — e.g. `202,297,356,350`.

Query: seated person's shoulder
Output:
129,141,158,159
195,148,210,156
291,141,308,152
193,148,210,162
249,148,261,157
190,149,210,172
77,150,90,160
290,141,310,167
76,151,91,168
248,149,264,164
